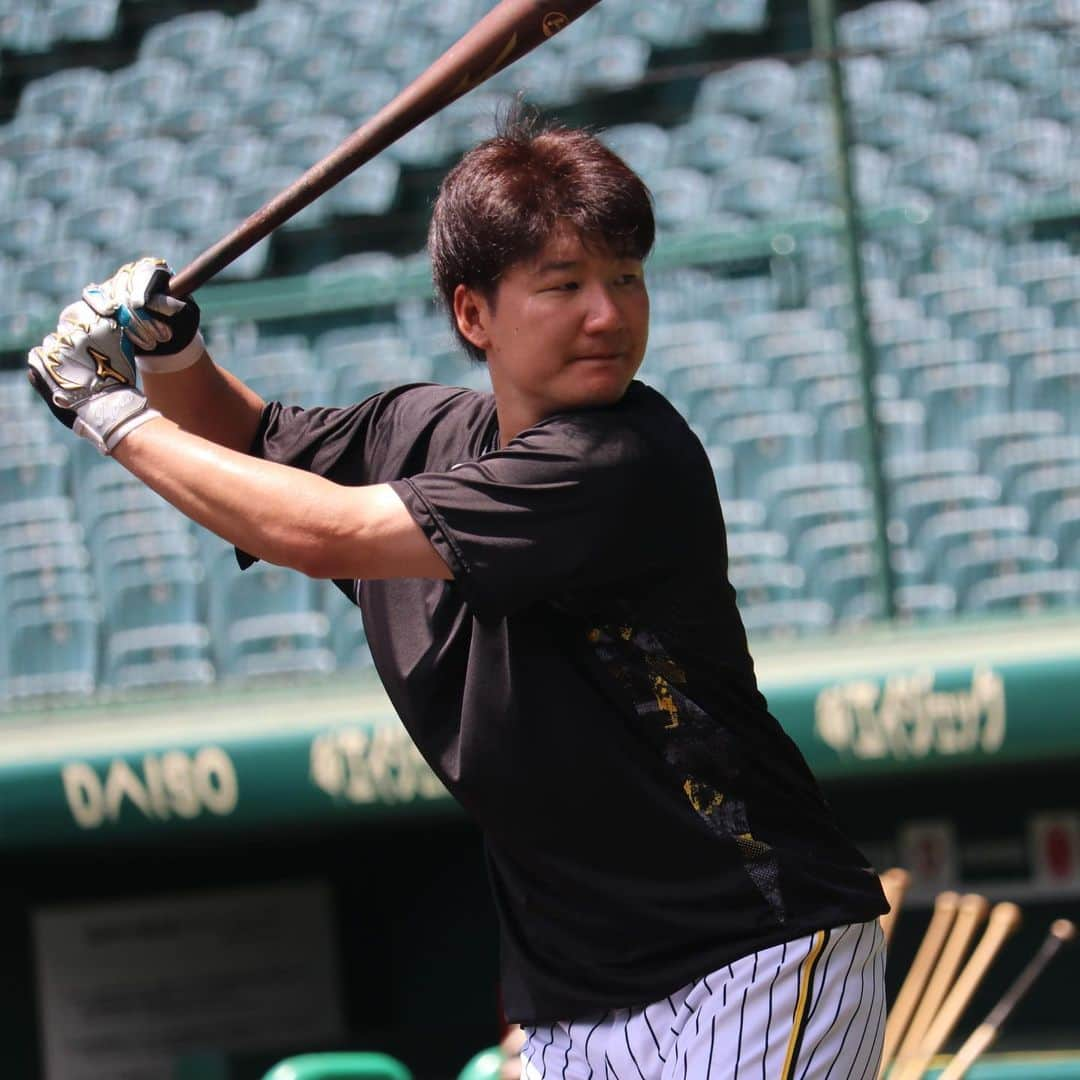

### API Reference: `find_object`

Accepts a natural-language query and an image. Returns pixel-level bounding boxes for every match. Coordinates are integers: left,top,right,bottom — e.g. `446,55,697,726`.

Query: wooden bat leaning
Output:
890,893,989,1076
879,866,912,948
938,919,1076,1080
890,901,1022,1080
167,0,604,298
879,890,960,1077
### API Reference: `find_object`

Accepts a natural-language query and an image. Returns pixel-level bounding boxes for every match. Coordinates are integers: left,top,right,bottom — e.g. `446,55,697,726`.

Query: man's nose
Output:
582,283,623,333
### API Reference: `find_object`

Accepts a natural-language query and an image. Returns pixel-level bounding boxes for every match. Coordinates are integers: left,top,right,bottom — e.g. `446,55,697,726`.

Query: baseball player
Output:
28,114,888,1078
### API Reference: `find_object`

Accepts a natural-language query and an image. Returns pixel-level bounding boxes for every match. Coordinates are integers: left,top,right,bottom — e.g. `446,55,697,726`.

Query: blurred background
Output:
0,0,1077,1077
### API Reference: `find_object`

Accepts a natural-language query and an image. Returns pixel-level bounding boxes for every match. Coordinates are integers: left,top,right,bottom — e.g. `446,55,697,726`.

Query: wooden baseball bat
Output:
891,901,1022,1080
167,0,604,298
879,890,960,1076
879,866,912,948
938,919,1076,1080
890,893,989,1077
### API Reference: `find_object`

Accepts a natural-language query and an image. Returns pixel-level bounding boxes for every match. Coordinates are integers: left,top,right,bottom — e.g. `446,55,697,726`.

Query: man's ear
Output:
453,284,492,353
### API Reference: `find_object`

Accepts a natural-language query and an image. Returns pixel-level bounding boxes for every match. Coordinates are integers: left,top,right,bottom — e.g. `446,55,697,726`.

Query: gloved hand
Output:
27,299,161,455
82,256,204,373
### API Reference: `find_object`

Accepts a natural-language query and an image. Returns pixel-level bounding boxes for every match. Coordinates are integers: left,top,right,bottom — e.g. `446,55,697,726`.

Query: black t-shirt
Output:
247,380,887,1024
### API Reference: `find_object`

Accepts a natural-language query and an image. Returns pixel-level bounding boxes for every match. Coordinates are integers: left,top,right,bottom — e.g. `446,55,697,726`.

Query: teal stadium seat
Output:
105,57,190,116
570,35,651,94
600,123,671,182
756,105,831,163
0,6,53,53
965,411,1067,471
18,148,103,207
186,47,272,111
966,568,1080,614
58,190,143,251
944,534,1059,607
710,156,803,218
16,245,99,308
984,120,1072,185
725,411,818,499
838,1,929,49
794,55,885,106
972,30,1062,91
5,599,100,701
990,436,1080,500
910,362,1011,449
140,179,228,243
17,67,108,127
851,92,936,150
0,113,64,164
157,98,233,142
610,0,706,49
102,137,186,197
0,444,69,504
883,44,974,97
694,59,797,120
889,134,981,198
740,598,834,638
925,0,1013,40
891,473,1004,550
728,559,806,606
916,504,1032,575
704,0,769,34
229,1,312,60
138,10,231,62
2,544,94,618
938,80,1022,138
668,114,759,173
1043,496,1080,564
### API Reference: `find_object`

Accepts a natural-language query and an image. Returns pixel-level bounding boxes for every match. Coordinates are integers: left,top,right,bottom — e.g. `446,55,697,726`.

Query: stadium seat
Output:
740,598,834,638
0,114,65,164
140,10,232,61
104,557,204,635
944,534,1060,606
917,503,1032,573
569,35,651,93
938,80,1023,138
726,528,790,566
18,148,103,207
1015,0,1080,28
889,135,981,197
837,1,929,50
155,97,233,142
101,137,186,198
966,568,1080,613
794,56,885,106
984,120,1072,185
2,543,94,617
892,473,1004,549
884,44,974,96
668,114,759,173
729,559,806,606
972,30,1062,90
1012,462,1080,532
0,6,53,53
1042,495,1080,563
328,158,402,218
105,57,190,114
725,411,818,499
17,67,108,127
229,2,312,59
879,339,978,398
616,0,706,48
0,444,69,504
699,388,796,438
16,245,99,308
695,60,797,119
771,485,874,546
756,105,831,163
139,178,229,243
965,411,1068,470
851,93,937,150
990,436,1080,498
910,363,1012,449
925,0,1013,39
5,599,99,700
58,189,144,250
600,123,671,182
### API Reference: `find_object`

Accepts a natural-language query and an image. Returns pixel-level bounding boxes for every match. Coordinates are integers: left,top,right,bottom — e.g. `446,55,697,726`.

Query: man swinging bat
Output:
27,113,889,1078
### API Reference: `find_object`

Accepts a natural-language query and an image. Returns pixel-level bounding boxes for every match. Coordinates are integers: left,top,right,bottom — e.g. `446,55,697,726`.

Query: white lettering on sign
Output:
310,724,446,805
815,666,1006,759
61,747,239,830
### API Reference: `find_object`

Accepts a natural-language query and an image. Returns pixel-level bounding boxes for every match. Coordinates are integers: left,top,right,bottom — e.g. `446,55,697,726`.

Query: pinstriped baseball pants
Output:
520,920,886,1080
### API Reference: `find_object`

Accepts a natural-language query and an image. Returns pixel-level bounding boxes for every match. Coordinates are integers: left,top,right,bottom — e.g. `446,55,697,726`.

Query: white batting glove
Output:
83,257,204,374
27,300,161,455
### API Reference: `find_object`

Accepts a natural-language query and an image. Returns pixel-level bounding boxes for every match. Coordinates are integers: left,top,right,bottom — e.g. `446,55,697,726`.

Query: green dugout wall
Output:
1,612,1078,1078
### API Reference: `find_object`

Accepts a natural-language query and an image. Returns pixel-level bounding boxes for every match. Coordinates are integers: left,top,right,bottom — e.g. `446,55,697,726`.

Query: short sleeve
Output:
390,412,674,618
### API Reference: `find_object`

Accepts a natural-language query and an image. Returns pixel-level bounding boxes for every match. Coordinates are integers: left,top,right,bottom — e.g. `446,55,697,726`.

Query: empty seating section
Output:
0,0,1077,700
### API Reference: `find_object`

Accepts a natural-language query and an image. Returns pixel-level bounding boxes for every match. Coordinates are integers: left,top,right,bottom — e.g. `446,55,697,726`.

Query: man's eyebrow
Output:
533,259,581,274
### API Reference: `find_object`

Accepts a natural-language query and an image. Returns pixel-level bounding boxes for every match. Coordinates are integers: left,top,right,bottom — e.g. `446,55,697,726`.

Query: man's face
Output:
454,224,649,433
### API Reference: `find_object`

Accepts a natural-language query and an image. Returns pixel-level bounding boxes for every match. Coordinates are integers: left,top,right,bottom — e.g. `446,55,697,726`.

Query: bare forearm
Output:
111,417,450,581
141,352,265,453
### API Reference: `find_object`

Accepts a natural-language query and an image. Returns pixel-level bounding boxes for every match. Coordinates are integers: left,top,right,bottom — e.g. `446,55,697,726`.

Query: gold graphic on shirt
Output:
684,777,724,817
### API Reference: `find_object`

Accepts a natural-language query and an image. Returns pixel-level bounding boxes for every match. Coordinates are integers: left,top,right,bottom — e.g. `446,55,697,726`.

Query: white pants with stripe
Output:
520,920,886,1080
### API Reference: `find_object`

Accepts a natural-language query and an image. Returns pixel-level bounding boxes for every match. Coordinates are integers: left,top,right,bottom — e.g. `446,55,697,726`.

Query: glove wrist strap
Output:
135,330,206,374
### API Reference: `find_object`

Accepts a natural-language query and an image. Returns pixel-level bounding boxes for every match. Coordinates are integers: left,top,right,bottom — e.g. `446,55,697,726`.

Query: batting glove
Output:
27,300,161,455
83,256,204,374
